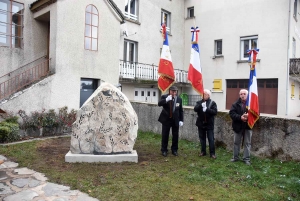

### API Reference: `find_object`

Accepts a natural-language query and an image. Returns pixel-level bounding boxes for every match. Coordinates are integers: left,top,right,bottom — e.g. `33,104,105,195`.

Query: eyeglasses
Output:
240,93,246,95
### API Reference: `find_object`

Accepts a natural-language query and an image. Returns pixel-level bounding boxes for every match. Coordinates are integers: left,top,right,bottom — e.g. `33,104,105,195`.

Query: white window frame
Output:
214,39,222,56
240,36,258,60
124,0,138,21
187,7,194,18
124,39,137,63
84,4,99,51
161,9,171,32
0,0,24,48
294,0,297,19
293,37,296,58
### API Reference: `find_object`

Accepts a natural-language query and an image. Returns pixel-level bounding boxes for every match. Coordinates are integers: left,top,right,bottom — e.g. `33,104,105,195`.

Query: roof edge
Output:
29,0,56,12
106,0,125,24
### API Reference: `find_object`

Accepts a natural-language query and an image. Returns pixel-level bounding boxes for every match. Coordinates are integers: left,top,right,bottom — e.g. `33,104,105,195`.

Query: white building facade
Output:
0,0,299,117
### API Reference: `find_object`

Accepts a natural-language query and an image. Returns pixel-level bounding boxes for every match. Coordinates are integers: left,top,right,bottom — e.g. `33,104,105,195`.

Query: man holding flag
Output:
229,48,260,166
157,22,183,157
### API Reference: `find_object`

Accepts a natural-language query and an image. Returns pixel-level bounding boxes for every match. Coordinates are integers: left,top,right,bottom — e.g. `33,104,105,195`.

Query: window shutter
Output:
291,83,295,98
213,79,222,90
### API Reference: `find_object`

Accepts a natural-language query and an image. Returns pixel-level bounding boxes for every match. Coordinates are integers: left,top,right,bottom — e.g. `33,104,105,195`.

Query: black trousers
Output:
198,127,215,156
161,121,179,152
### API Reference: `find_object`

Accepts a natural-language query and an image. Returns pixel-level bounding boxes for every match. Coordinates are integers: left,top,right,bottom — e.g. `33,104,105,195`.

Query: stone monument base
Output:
65,150,138,163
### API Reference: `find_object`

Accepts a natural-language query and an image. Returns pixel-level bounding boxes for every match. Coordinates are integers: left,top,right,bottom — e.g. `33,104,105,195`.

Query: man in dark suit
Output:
158,85,184,157
194,89,218,159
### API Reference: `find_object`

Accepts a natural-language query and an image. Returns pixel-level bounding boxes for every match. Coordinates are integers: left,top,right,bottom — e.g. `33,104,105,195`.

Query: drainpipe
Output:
286,0,291,116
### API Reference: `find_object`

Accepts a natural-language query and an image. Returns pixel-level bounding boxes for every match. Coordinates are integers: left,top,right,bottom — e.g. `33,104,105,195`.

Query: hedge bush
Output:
0,121,20,143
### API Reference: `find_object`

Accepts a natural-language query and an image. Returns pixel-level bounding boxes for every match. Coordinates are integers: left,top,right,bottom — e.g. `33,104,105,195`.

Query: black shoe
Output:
244,161,251,165
162,152,167,157
199,152,206,157
172,151,178,156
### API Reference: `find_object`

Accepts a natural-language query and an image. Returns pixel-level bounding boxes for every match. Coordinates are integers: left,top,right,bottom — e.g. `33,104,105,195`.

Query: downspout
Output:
286,0,292,116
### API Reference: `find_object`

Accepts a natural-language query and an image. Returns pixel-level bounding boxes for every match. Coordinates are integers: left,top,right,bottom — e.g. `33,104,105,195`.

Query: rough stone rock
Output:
70,82,138,154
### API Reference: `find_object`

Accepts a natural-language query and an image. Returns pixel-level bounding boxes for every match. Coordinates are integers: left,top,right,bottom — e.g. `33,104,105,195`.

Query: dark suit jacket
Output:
158,94,184,127
194,98,217,130
229,98,251,133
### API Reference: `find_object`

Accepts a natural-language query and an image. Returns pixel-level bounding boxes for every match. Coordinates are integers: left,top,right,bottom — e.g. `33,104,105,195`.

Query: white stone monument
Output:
65,82,138,163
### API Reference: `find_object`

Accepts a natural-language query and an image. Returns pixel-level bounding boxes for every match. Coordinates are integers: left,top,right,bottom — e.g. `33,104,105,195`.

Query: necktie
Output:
169,99,173,118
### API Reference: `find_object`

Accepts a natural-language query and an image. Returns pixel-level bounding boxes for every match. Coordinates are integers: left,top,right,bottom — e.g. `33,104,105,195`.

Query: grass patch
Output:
0,130,299,201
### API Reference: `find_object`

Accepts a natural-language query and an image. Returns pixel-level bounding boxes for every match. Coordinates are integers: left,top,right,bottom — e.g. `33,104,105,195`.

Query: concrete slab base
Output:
65,150,138,163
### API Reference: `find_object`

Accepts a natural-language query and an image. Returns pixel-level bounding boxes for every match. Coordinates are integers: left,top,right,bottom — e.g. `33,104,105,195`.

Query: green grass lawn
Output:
0,130,299,201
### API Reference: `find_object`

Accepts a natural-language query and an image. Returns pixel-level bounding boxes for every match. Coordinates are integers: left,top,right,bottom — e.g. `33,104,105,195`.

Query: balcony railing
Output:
124,12,138,21
289,58,300,75
0,59,50,100
119,60,188,83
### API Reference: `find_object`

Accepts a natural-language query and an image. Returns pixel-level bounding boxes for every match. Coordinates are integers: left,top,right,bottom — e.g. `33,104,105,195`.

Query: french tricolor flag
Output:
158,23,175,93
246,49,260,128
187,27,204,96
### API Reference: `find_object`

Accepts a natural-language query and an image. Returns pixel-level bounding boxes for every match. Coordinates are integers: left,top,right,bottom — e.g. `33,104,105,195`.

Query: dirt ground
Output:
34,136,156,171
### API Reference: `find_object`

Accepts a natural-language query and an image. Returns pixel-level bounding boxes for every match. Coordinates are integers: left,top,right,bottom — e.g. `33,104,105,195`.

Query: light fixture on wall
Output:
123,30,128,37
123,31,137,37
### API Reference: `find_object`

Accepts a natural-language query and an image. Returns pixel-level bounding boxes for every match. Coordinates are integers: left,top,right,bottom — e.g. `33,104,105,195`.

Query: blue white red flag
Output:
187,27,204,96
246,49,260,128
158,23,175,93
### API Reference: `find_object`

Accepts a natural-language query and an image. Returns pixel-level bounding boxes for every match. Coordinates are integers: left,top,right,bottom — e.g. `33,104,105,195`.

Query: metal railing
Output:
124,12,138,21
119,60,188,83
187,95,202,106
0,59,50,100
289,58,300,75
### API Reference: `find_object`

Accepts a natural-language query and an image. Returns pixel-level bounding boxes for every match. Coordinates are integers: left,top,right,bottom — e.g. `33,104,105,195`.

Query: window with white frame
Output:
293,37,296,58
124,39,138,63
0,0,24,48
215,40,222,56
161,9,171,32
85,4,98,51
294,0,297,19
125,0,138,21
187,7,194,18
240,36,258,60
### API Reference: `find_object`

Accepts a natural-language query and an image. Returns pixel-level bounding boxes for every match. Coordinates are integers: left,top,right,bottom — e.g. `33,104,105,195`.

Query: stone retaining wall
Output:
131,102,300,161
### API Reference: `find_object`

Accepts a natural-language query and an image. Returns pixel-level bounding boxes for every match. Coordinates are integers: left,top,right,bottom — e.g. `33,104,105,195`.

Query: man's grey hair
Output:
239,89,248,95
204,89,211,96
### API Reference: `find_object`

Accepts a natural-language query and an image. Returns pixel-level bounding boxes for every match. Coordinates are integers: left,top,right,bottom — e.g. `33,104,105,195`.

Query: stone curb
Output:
0,133,71,146
0,154,99,201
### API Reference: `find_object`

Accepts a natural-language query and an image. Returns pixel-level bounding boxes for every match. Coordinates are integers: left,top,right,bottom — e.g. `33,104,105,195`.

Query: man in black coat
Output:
194,89,218,159
158,86,184,157
229,89,252,165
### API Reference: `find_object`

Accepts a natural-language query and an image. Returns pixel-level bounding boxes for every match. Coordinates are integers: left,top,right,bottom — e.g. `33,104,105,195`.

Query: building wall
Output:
47,0,121,110
183,0,292,116
1,0,299,117
121,0,185,70
289,78,300,116
0,0,48,76
0,76,54,114
287,0,300,116
0,0,122,114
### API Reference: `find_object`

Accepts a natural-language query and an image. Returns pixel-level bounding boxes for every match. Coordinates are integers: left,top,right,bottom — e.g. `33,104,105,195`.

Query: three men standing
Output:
158,87,254,165
158,86,184,157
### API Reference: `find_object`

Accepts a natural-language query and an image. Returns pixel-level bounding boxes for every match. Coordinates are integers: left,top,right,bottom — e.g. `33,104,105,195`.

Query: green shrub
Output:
0,121,20,143
43,109,60,128
0,125,10,143
2,116,18,123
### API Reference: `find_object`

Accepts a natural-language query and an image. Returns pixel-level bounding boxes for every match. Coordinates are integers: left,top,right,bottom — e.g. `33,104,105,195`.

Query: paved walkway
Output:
0,153,99,201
